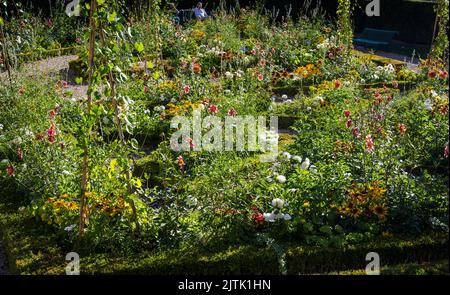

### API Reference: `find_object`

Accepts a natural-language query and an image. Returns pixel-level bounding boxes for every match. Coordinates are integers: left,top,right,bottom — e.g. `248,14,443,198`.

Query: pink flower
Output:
60,141,66,151
228,108,237,117
365,134,374,153
6,165,14,177
353,127,361,139
444,144,449,158
186,138,195,149
183,85,190,94
346,119,353,128
209,104,218,114
257,74,264,81
259,59,266,67
17,148,23,161
344,110,350,118
251,49,256,55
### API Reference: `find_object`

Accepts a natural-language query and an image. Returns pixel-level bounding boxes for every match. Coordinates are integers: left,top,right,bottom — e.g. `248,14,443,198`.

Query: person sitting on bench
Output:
167,3,180,25
194,2,208,20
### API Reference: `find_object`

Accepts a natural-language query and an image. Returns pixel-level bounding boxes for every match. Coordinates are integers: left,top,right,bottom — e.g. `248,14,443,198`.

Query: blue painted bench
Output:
354,28,399,48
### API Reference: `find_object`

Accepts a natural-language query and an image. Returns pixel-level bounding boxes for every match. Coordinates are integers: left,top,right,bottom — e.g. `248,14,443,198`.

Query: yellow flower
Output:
303,201,310,208
371,204,388,222
382,231,393,238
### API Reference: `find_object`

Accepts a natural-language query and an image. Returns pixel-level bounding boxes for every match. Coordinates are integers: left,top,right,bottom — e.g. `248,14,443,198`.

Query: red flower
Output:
374,92,382,99
398,123,407,135
257,74,264,81
17,148,23,161
444,144,449,158
183,85,190,94
48,109,57,119
209,104,218,114
227,108,237,117
439,70,448,79
344,110,350,118
365,134,374,153
334,79,341,89
250,49,257,55
352,127,361,139
252,212,265,224
428,70,437,79
47,122,57,144
6,165,14,177
259,59,266,67
345,119,353,129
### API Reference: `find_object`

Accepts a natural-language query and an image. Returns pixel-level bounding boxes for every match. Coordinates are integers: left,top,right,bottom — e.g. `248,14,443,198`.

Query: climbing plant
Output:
336,0,354,49
77,0,145,241
430,0,449,63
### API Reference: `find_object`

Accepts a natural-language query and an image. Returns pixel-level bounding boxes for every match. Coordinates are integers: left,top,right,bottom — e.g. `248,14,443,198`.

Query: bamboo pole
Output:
79,0,98,239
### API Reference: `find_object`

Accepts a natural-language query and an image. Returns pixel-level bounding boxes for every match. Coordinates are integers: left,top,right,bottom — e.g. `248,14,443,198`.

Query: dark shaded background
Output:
2,0,436,45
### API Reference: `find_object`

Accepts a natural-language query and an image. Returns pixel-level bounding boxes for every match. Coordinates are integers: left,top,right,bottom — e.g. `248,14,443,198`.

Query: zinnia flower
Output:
439,70,448,79
257,74,264,81
47,122,57,144
365,134,374,153
344,110,350,118
209,104,218,114
183,85,190,94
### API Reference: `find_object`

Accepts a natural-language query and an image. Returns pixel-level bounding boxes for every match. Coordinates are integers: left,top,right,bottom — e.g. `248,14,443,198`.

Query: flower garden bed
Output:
0,1,448,276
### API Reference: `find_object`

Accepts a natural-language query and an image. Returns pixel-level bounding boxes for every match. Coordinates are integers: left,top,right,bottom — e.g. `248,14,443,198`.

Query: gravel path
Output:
0,54,88,100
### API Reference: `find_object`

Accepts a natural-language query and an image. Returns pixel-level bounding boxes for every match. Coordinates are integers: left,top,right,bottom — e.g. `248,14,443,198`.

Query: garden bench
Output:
354,28,399,50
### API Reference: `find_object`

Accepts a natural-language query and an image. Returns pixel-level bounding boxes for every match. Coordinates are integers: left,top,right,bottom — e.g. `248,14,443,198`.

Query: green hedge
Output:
0,196,448,275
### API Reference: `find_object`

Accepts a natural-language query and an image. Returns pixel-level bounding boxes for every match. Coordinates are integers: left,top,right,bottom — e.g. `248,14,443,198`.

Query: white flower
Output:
224,71,234,79
276,175,287,183
283,213,292,221
431,90,438,97
309,165,318,173
274,212,285,220
306,106,312,111
282,152,292,159
301,158,310,170
424,99,433,111
272,198,285,209
64,224,76,232
0,124,3,131
281,94,288,100
266,176,273,183
263,212,276,222
292,155,302,163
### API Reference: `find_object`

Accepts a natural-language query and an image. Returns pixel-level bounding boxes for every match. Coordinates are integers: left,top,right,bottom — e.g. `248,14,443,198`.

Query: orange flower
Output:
193,63,202,74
